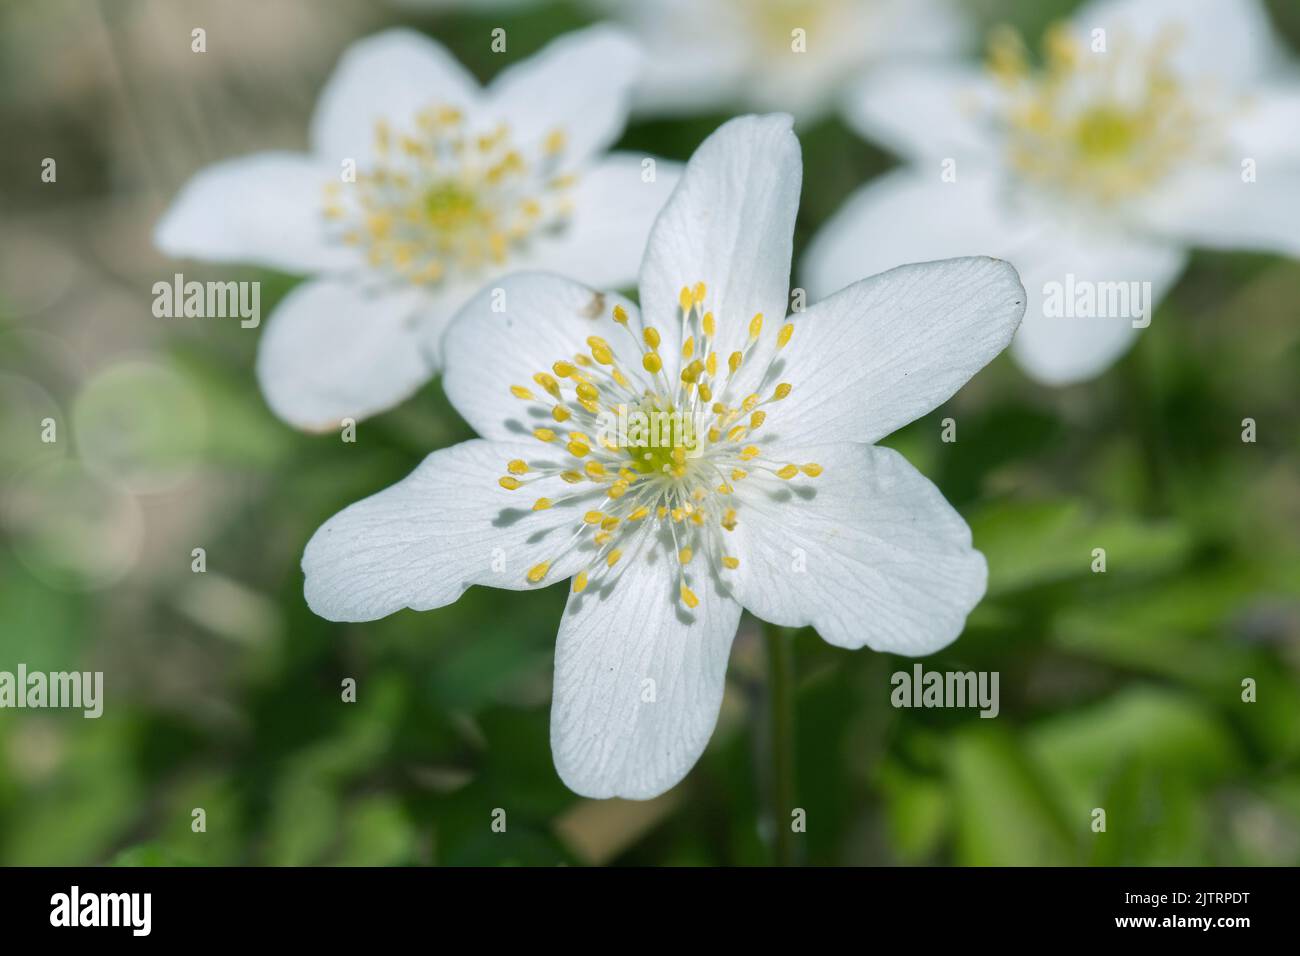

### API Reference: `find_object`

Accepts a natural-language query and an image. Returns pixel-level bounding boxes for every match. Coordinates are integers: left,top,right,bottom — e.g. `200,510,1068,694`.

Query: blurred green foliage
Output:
0,0,1297,866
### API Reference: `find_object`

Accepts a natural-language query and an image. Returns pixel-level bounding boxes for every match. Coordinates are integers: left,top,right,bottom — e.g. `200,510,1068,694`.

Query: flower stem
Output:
764,621,796,866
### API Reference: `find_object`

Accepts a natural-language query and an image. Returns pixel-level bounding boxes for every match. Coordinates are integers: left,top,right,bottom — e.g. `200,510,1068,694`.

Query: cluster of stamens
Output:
987,23,1216,204
496,283,822,610
322,105,574,282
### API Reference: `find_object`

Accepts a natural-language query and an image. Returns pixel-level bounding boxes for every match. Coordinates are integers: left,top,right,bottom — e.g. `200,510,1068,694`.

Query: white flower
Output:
595,0,969,120
302,114,1026,799
155,27,681,430
806,0,1300,385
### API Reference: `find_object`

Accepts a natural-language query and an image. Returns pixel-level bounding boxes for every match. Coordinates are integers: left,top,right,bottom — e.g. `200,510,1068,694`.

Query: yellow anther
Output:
777,323,794,349
728,351,743,373
722,556,740,570
533,428,556,442
1044,21,1078,70
740,446,760,460
583,510,605,524
707,427,720,443
706,353,718,377
689,511,704,526
600,516,620,531
727,425,747,442
678,548,693,565
773,382,792,400
657,506,668,520
682,336,694,360
642,352,663,374
801,463,823,477
526,561,550,583
777,464,799,479
576,382,599,403
499,476,522,490
572,571,588,593
680,584,699,609
988,25,1028,84
586,336,610,351
612,304,629,324
594,531,612,545
567,440,590,458
643,327,661,349
553,361,576,378
628,506,649,522
716,483,733,494
749,313,763,339
507,459,529,475
742,394,760,412
722,508,738,531
607,480,629,499
552,404,572,422
679,287,693,312
606,549,623,567
533,372,561,398
671,507,684,522
731,468,747,481
510,385,534,400
585,460,606,479
698,383,713,403
681,359,704,383
750,411,766,429
702,312,715,338
692,281,706,304
591,344,614,366
533,497,553,511
574,354,593,367
612,369,630,388
560,470,584,483
544,128,566,155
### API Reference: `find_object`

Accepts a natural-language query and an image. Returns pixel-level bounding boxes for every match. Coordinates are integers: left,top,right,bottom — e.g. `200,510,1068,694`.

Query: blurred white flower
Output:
806,0,1300,385
595,0,969,119
155,27,681,430
302,114,1026,799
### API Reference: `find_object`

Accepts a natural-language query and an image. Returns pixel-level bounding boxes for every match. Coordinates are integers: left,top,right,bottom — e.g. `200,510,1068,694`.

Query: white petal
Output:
255,276,434,431
441,272,641,442
638,113,801,377
773,257,1025,446
1068,0,1284,84
512,153,684,289
485,26,642,166
310,29,482,166
1231,82,1300,162
1137,165,1300,258
803,169,1036,306
1009,230,1187,386
729,442,985,656
842,63,1000,164
303,438,594,622
154,153,356,274
803,169,1188,386
550,524,742,799
615,0,970,119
